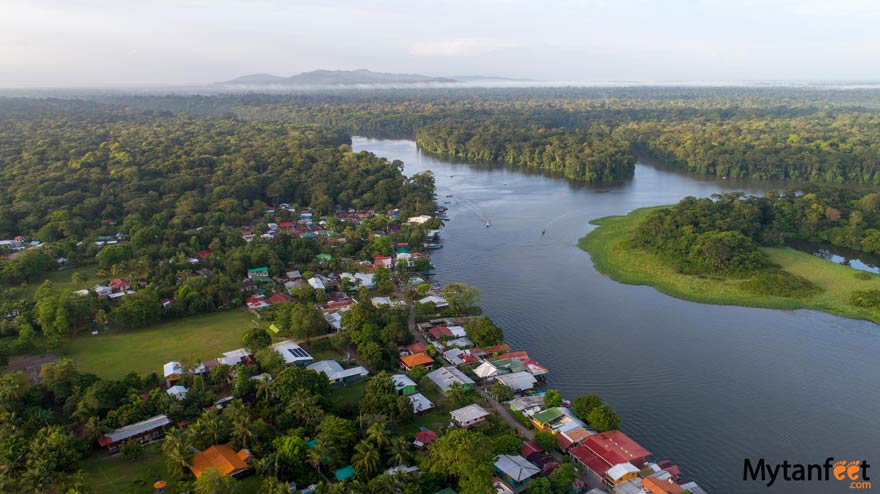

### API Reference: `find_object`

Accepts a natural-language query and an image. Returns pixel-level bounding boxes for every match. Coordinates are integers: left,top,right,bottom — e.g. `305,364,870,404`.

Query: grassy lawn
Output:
81,443,261,494
580,207,880,325
2,264,100,300
63,311,254,379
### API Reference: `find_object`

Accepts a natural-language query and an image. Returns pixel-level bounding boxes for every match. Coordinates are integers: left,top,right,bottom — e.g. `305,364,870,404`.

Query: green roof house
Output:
247,267,269,279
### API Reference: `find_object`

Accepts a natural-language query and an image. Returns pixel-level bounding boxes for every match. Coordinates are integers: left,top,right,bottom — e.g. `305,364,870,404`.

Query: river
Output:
353,137,880,494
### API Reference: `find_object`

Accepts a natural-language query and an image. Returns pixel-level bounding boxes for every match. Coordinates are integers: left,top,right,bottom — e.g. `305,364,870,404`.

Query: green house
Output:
247,267,269,279
317,253,333,263
392,374,418,396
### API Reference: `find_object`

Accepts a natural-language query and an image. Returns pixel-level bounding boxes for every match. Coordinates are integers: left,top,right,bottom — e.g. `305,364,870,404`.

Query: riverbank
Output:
579,206,880,325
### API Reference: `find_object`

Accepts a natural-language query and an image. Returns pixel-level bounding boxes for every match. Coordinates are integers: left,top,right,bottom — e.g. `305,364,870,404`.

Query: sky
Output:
0,0,878,87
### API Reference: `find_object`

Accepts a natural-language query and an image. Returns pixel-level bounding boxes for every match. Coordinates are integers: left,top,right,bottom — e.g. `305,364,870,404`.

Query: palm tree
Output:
307,442,325,474
385,437,412,467
162,428,192,479
224,402,254,450
365,422,390,450
351,440,381,480
255,376,273,402
81,416,110,446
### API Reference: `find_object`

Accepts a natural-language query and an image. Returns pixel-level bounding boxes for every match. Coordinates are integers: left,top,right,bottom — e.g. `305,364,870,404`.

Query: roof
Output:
408,393,434,413
427,366,476,393
335,465,356,481
400,353,434,368
521,441,544,459
391,374,417,391
428,326,453,339
247,267,268,273
473,361,498,379
163,361,182,378
307,360,344,376
450,404,489,424
558,427,593,450
418,295,449,307
570,445,612,477
268,293,292,303
407,342,427,354
166,385,188,400
100,415,170,446
494,454,541,482
507,395,545,412
189,444,250,478
642,476,686,494
532,407,565,425
607,462,640,481
495,371,538,391
271,340,313,364
414,429,438,446
580,430,651,467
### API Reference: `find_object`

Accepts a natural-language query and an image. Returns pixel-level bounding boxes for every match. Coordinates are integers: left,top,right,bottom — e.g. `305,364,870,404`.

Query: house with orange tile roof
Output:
399,352,434,371
188,444,252,478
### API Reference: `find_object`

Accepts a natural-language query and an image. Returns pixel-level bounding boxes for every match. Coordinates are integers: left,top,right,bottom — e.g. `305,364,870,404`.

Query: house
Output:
607,462,640,486
507,395,545,416
247,267,269,279
399,353,434,372
324,311,344,331
307,277,326,291
189,444,252,478
385,465,421,476
531,408,566,432
109,278,130,292
443,347,479,366
371,296,405,308
407,215,432,225
418,295,449,309
642,475,686,494
446,337,474,349
495,371,538,393
408,393,435,414
391,374,418,395
163,361,183,386
307,360,369,385
374,255,393,267
166,385,188,400
569,431,651,486
271,340,314,366
493,454,541,488
413,429,438,449
450,404,490,428
558,427,593,451
268,293,292,304
220,348,252,366
340,272,376,290
246,296,271,310
406,342,427,355
98,415,171,454
286,270,302,280
428,325,453,340
427,366,475,395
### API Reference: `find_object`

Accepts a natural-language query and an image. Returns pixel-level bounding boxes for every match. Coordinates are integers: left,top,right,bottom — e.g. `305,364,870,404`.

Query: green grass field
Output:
63,311,254,379
81,442,261,494
580,207,880,325
2,264,100,299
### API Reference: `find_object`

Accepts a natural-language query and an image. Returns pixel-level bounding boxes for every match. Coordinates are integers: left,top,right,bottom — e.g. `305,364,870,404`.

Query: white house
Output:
450,404,489,428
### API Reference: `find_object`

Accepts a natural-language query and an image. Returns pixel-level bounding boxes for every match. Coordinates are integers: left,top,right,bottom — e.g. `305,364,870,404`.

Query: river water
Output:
353,137,880,494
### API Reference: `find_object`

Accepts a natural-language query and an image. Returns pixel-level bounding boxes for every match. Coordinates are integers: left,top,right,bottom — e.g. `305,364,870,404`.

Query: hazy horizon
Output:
2,0,879,88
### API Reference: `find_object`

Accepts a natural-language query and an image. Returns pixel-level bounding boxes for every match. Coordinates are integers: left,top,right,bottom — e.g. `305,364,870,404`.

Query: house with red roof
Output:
413,429,438,449
109,278,130,292
268,293,292,304
569,430,650,488
198,249,213,259
374,255,393,267
428,325,453,340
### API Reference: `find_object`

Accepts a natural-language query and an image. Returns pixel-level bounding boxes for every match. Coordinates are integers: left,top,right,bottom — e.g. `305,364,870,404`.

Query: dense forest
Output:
66,86,880,184
629,188,880,297
415,119,635,182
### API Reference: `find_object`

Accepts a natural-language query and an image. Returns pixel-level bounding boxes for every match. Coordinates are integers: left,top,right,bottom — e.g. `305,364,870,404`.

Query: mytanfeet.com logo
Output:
744,457,871,489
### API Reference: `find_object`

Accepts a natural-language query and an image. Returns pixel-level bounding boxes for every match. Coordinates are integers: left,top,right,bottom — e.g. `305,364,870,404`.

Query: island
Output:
579,191,880,325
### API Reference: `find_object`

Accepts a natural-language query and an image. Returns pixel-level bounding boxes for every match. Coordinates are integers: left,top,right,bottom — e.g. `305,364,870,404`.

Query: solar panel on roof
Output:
287,348,310,358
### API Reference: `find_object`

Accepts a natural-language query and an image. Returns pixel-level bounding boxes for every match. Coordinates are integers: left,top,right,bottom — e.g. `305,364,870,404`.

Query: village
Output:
34,200,712,494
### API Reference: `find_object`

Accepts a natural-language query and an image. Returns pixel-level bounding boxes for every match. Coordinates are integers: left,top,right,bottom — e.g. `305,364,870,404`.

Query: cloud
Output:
409,38,518,57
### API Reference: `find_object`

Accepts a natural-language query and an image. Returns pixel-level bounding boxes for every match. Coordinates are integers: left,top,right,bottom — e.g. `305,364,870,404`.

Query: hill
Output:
220,68,457,86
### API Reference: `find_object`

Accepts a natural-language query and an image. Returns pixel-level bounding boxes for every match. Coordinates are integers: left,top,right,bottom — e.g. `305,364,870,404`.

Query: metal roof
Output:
494,454,541,482
103,414,170,444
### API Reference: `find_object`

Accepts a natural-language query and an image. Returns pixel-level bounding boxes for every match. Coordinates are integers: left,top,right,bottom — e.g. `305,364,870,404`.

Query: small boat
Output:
446,194,454,197
485,221,491,228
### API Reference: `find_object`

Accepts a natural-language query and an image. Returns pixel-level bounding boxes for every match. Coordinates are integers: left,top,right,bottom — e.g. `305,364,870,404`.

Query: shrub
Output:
740,269,818,298
851,289,880,308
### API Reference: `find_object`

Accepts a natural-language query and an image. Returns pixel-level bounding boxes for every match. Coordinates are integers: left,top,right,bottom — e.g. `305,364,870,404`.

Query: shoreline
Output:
578,206,880,325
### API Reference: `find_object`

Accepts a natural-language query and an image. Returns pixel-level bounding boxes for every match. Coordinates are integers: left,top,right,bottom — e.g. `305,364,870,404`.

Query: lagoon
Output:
353,137,880,494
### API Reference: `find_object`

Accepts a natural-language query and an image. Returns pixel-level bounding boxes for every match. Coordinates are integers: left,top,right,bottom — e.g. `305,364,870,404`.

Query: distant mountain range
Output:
217,69,524,87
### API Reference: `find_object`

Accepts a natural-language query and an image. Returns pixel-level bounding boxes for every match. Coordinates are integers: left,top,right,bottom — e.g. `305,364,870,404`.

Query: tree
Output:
290,303,327,343
242,327,272,352
351,440,382,479
491,381,514,402
193,467,238,494
543,389,563,408
360,373,399,419
492,433,522,455
110,288,161,329
385,437,412,467
273,432,309,479
366,421,391,449
162,428,192,479
464,316,503,347
550,463,579,493
534,430,558,452
587,404,621,432
572,394,603,421
223,401,254,450
441,283,480,315
316,415,356,467
428,428,494,494
524,477,553,494
120,440,144,461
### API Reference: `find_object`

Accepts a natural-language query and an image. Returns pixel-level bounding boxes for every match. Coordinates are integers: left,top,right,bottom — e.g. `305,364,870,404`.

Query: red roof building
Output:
279,221,295,229
428,326,453,339
406,342,427,354
521,440,544,461
413,429,438,448
470,344,512,357
109,278,130,292
570,430,650,478
198,249,213,259
268,293,293,304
